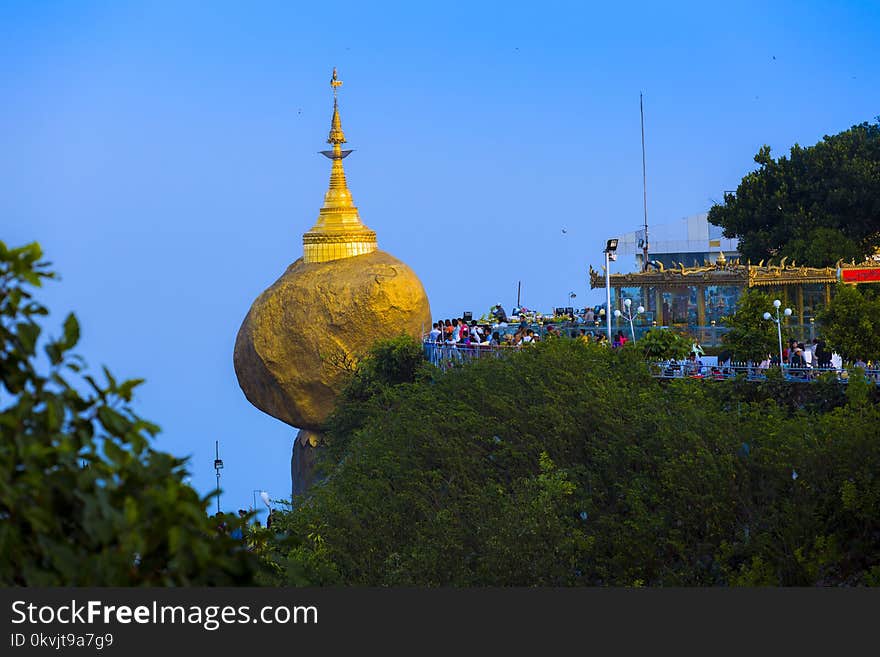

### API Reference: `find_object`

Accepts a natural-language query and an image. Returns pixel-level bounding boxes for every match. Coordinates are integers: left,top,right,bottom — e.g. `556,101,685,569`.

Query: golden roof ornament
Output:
302,67,377,263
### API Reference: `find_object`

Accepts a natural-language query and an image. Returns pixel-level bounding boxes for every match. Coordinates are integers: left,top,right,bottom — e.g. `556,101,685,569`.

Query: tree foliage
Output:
639,328,693,360
322,334,434,463
0,241,257,585
819,283,880,362
708,121,880,267
720,288,784,363
262,335,880,586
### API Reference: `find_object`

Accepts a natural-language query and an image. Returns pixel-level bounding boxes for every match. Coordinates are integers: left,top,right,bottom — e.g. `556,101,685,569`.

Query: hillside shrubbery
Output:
263,336,880,586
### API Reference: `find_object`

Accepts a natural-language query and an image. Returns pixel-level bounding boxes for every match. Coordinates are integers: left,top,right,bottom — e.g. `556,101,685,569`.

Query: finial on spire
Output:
331,67,342,98
327,67,346,147
303,68,377,263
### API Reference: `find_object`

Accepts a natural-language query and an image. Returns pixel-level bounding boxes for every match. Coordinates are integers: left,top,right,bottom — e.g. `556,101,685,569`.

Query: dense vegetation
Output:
262,334,880,586
5,240,879,587
708,120,880,267
819,283,880,362
0,242,257,585
719,288,785,363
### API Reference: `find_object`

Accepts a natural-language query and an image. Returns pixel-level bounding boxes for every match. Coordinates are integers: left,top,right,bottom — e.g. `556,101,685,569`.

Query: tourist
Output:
790,347,807,376
492,304,508,323
428,322,442,343
685,352,703,376
784,338,797,363
815,338,831,369
230,509,247,541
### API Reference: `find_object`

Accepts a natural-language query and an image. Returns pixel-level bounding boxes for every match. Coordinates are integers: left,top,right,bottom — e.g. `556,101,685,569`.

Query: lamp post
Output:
213,440,224,515
763,299,792,368
252,489,264,523
614,298,645,342
603,239,618,341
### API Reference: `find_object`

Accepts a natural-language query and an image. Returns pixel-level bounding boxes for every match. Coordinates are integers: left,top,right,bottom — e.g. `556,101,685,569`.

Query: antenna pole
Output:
640,93,649,272
517,281,521,308
213,440,224,515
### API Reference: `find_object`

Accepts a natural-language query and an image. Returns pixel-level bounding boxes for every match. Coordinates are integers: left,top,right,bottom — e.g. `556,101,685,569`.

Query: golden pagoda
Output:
233,69,432,496
302,68,377,263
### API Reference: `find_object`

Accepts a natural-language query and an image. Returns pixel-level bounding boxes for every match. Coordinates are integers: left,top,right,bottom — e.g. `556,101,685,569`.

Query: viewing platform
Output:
421,340,880,385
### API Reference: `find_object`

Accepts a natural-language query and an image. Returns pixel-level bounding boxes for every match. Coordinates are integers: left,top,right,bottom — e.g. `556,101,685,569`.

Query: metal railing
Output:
649,361,880,384
423,341,880,384
424,342,522,371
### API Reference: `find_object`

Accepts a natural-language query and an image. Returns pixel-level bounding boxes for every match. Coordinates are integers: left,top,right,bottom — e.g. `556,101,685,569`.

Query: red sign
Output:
840,267,880,284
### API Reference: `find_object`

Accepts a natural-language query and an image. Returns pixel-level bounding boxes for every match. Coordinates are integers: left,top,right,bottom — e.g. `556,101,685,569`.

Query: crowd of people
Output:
425,312,877,383
425,317,631,349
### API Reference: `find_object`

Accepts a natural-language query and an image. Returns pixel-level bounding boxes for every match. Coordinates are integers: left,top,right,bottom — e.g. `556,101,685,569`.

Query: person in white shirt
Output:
428,323,442,343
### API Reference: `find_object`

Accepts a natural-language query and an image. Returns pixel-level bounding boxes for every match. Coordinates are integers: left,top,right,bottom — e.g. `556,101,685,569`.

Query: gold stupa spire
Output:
302,68,377,263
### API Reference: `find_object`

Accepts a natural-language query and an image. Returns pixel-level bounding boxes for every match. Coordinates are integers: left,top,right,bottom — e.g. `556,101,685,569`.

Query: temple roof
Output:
588,255,879,289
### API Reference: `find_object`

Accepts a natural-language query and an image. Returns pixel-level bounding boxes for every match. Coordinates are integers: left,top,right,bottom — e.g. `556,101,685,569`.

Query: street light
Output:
603,239,618,340
763,299,792,368
614,298,645,342
213,440,224,515
252,489,265,523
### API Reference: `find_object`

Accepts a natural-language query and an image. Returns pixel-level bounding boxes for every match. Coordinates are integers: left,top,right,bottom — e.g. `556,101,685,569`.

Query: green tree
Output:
0,241,257,585
818,283,880,362
708,121,880,267
322,333,434,462
638,328,693,360
262,335,880,586
720,288,784,363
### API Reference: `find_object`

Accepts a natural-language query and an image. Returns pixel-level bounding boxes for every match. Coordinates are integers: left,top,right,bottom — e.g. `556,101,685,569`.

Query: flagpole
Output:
640,93,649,272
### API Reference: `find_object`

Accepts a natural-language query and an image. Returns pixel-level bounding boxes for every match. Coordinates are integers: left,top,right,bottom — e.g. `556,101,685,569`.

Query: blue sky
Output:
2,1,878,516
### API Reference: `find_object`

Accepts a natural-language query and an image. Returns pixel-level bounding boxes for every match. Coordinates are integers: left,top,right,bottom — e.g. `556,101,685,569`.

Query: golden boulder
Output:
233,249,431,431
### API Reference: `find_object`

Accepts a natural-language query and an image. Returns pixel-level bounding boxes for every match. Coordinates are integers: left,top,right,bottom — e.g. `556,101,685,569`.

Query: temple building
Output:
589,251,880,344
616,212,739,271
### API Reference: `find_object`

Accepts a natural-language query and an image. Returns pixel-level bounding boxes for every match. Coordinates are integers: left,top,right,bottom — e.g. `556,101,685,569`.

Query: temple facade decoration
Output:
589,251,880,333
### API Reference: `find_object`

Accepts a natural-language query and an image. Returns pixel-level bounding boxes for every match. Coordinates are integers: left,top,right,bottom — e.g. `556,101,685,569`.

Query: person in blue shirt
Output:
230,509,247,541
